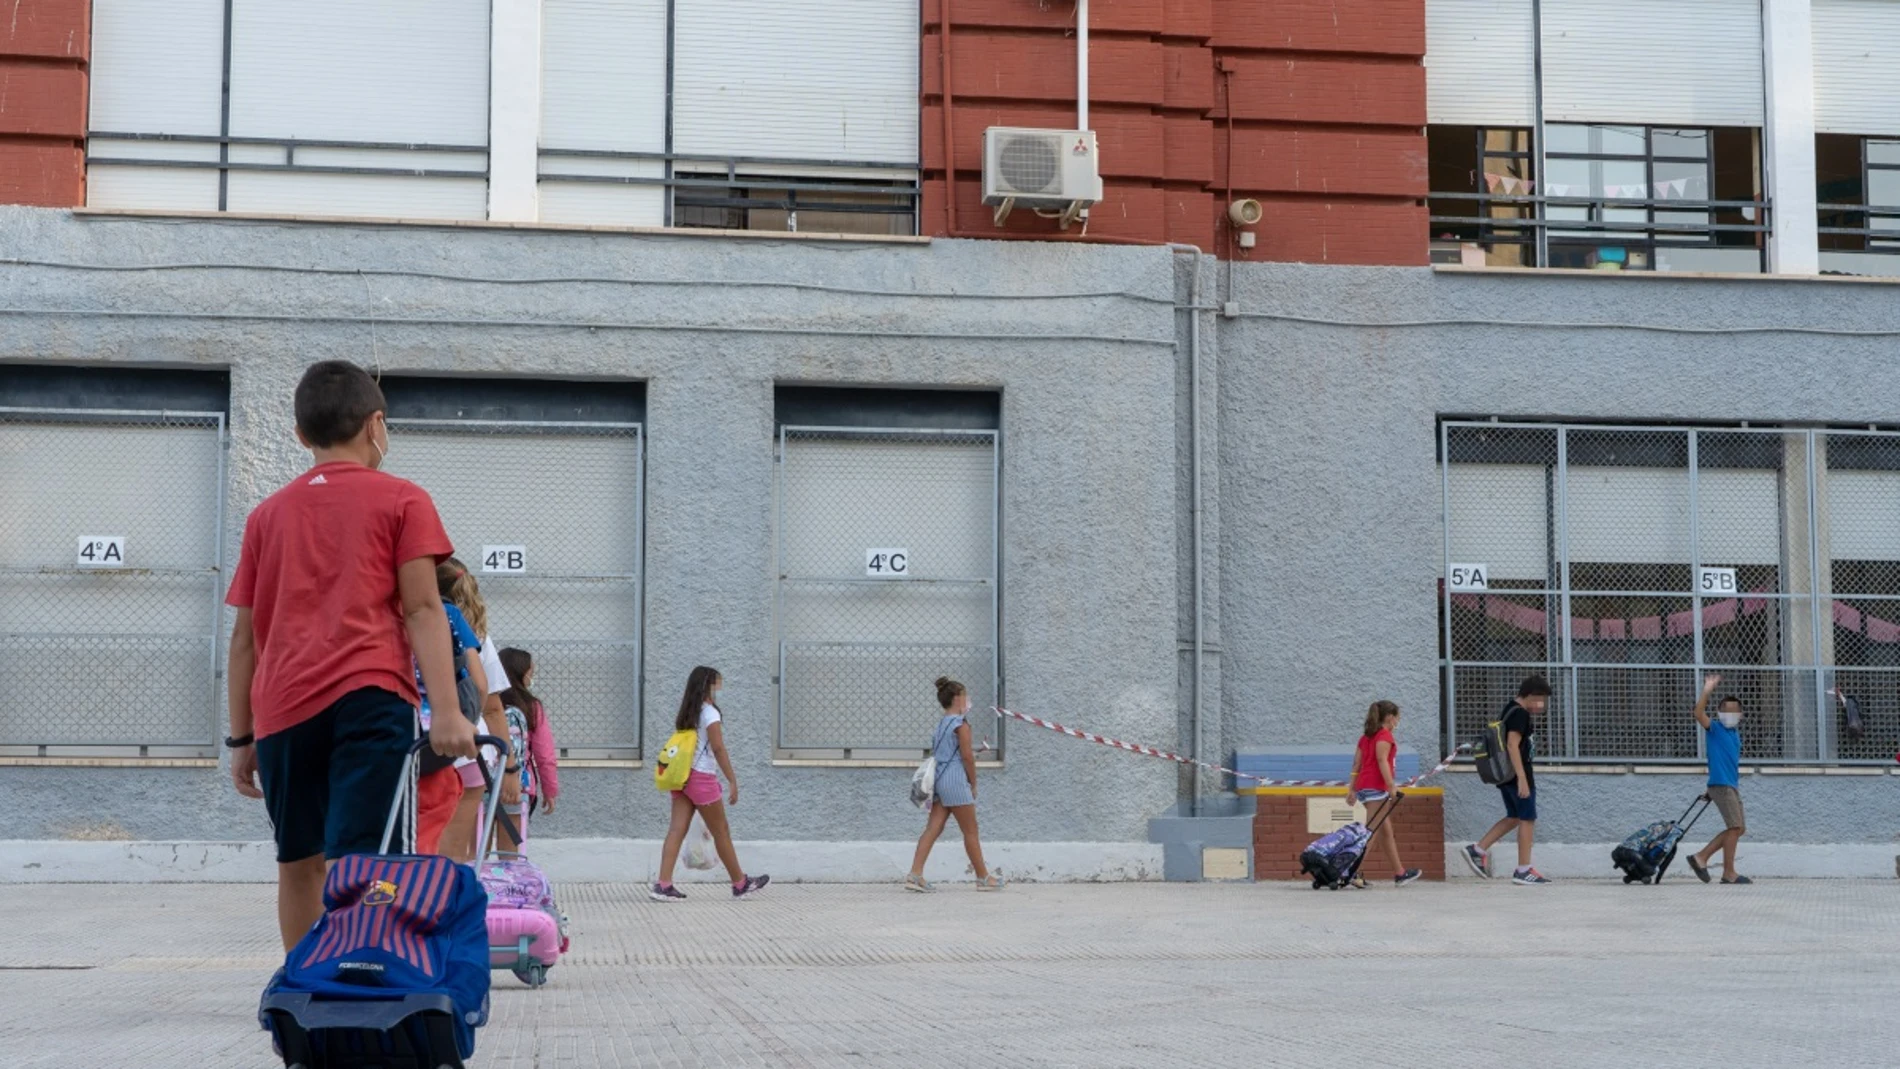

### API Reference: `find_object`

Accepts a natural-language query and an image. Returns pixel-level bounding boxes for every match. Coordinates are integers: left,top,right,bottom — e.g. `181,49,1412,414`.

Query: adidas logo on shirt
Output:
309,474,327,485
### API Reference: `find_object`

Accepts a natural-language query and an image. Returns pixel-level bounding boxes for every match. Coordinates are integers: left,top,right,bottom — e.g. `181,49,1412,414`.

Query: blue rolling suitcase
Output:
259,736,504,1069
1611,793,1711,885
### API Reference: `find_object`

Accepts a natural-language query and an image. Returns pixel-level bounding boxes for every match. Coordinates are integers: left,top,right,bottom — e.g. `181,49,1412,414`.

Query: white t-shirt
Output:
693,703,722,775
478,638,508,696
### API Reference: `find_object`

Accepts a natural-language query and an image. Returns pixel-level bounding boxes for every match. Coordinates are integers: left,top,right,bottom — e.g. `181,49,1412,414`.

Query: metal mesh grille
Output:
0,409,225,747
384,420,642,754
1443,422,1900,764
777,427,998,754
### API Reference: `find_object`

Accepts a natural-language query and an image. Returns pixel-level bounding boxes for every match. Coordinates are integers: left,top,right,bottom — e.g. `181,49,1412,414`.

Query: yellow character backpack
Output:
654,728,697,792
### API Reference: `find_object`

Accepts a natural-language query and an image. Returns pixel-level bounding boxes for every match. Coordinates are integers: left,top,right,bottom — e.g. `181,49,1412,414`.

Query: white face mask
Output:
1718,711,1742,730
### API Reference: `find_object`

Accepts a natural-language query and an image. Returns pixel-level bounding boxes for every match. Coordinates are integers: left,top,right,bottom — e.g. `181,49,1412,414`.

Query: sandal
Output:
1688,856,1712,883
975,874,1004,891
1721,875,1753,885
903,873,934,893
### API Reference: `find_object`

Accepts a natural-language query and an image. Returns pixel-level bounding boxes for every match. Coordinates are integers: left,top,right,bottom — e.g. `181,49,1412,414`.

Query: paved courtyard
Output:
2,878,1894,1068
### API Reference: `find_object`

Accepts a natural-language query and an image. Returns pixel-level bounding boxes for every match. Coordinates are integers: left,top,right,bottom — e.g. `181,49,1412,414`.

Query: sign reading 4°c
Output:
1697,567,1738,596
866,548,910,578
1447,562,1489,592
481,545,527,574
77,536,126,568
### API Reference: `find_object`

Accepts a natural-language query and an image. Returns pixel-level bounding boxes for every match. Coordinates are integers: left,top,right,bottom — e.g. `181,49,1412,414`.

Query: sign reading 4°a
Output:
77,536,126,568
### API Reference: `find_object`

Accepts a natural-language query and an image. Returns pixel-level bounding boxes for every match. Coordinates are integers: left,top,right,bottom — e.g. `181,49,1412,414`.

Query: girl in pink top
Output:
1345,700,1420,885
498,648,560,845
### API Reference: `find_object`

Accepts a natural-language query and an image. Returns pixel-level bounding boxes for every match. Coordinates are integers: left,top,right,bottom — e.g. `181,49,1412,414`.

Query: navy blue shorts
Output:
1498,782,1538,822
256,687,416,863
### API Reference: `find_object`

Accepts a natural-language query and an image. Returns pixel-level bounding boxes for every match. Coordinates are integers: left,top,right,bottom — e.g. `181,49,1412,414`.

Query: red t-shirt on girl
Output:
1352,728,1398,792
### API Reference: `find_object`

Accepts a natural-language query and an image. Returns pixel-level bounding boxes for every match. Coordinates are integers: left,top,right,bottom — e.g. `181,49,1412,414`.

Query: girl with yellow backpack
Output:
650,666,769,901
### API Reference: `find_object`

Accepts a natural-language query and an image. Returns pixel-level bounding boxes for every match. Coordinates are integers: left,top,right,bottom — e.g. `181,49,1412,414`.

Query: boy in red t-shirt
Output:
225,360,476,950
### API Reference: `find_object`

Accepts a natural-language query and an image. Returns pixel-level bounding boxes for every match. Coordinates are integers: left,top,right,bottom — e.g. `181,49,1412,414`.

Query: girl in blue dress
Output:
904,677,1000,892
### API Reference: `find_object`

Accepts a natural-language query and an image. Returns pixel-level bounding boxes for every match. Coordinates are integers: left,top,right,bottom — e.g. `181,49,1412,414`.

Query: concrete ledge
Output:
1443,842,1899,880
0,839,1163,885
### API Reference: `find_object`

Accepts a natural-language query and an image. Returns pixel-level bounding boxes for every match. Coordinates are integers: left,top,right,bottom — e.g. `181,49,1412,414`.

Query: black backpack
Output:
1471,707,1516,784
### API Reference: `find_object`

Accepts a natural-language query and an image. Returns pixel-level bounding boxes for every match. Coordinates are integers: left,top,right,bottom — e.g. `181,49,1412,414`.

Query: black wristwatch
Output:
224,733,254,749
505,764,522,774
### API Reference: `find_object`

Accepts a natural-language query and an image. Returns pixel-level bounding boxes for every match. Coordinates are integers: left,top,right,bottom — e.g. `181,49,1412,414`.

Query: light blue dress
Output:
931,714,975,808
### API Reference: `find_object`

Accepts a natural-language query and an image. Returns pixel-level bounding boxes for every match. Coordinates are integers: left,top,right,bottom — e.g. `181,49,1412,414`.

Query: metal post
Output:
209,414,231,749
991,427,1003,755
1689,431,1706,762
1441,421,1457,754
634,426,648,755
1077,0,1089,132
1807,430,1830,760
1531,0,1549,268
1557,427,1578,757
774,425,788,750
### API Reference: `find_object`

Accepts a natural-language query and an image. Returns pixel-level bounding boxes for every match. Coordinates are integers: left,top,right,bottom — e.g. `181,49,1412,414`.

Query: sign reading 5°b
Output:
481,545,527,574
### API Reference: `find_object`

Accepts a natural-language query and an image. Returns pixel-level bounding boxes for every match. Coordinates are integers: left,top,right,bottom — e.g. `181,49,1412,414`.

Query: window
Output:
0,367,230,756
1817,135,1900,276
1428,126,1536,266
87,0,490,219
1427,123,1766,272
1441,421,1898,764
674,177,916,236
379,378,646,760
1543,124,1763,273
774,389,1000,759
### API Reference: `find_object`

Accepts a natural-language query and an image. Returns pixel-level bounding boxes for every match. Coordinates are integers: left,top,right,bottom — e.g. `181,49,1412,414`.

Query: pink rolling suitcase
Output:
479,851,567,987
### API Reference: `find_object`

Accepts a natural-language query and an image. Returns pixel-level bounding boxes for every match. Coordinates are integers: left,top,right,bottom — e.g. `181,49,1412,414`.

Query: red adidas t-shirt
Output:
227,461,453,738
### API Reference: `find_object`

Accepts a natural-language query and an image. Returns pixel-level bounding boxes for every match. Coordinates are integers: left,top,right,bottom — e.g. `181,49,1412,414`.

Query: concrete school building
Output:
5,1,1900,881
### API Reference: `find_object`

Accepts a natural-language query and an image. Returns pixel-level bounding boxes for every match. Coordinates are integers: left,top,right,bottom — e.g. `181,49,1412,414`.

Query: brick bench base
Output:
1247,787,1446,882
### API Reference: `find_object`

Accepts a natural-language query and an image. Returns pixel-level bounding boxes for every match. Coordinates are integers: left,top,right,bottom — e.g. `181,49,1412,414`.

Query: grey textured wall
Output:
0,207,1184,845
1219,262,1900,841
6,206,1898,851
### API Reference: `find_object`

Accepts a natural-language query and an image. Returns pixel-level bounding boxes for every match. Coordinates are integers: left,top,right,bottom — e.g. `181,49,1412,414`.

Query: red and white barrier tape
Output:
990,706,1467,788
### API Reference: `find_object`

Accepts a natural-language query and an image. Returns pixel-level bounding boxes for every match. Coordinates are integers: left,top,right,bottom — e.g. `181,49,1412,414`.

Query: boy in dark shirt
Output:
1462,674,1553,885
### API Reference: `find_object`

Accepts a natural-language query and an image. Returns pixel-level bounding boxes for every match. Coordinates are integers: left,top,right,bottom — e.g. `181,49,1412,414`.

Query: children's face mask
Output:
1718,711,1742,730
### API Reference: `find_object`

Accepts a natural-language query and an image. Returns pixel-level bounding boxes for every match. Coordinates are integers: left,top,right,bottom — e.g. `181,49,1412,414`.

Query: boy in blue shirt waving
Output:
1687,673,1751,885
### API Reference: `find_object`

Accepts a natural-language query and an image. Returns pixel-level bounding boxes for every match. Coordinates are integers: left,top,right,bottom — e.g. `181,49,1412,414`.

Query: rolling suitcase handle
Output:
379,734,511,856
1652,793,1713,885
1340,790,1406,886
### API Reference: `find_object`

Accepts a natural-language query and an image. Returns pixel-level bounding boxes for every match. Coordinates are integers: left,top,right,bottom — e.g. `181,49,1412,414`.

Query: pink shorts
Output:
673,770,722,807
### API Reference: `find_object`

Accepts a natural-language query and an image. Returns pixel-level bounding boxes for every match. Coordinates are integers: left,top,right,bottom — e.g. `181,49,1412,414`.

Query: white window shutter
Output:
1426,0,1537,127
1812,0,1900,135
1542,0,1765,127
672,0,919,164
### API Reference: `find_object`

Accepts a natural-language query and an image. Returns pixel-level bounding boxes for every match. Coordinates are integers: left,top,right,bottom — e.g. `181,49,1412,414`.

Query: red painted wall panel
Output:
0,0,88,207
1217,126,1428,197
0,0,90,58
923,0,1429,262
1214,0,1426,56
0,66,88,138
0,137,84,206
1223,55,1426,128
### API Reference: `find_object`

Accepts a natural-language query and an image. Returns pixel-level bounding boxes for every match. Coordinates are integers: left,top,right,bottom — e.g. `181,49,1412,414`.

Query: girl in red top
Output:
1346,700,1420,885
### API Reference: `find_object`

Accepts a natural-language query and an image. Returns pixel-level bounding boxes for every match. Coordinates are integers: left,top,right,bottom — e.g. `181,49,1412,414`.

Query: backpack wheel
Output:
518,963,549,987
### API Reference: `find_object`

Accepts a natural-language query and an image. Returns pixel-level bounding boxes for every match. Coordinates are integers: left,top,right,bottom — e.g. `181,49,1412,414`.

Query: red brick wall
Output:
922,0,1426,263
0,0,89,207
1253,792,1446,881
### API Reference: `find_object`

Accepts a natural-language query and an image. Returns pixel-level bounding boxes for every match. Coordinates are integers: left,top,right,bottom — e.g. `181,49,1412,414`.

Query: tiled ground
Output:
2,879,1894,1067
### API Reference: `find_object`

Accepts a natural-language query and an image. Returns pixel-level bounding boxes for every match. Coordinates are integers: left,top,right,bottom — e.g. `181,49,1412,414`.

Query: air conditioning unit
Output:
982,127,1103,229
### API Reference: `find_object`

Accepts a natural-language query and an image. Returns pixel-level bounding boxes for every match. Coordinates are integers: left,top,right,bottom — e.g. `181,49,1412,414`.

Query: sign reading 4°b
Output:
77,536,127,568
866,548,910,578
1446,563,1490,592
481,545,527,574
